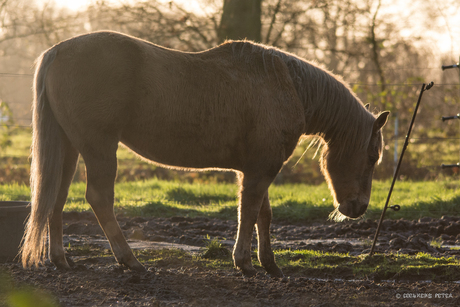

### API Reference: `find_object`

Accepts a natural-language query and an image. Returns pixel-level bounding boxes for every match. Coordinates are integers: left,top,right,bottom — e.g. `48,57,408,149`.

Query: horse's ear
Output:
373,111,390,134
364,103,370,110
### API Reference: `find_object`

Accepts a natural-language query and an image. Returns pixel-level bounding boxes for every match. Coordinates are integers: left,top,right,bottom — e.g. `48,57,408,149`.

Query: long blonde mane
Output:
228,41,376,157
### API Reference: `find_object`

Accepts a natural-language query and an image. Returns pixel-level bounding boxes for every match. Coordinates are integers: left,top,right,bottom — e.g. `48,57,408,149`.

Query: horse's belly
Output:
120,131,243,171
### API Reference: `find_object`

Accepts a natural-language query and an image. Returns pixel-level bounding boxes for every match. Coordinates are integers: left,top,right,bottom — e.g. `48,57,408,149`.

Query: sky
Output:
48,0,202,13
50,0,91,11
42,0,460,59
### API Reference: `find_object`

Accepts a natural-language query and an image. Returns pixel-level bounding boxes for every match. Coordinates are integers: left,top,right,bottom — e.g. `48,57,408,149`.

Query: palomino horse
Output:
22,31,389,277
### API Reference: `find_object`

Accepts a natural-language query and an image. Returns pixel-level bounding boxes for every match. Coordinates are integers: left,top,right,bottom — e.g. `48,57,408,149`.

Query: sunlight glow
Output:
48,0,202,12
41,0,459,57
52,0,93,11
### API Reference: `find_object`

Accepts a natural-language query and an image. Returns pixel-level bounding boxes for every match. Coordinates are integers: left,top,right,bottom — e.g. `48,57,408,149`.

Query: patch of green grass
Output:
201,235,232,260
134,248,194,266
0,270,58,307
3,129,460,221
118,178,460,221
0,182,30,201
0,128,32,158
112,179,239,220
430,237,443,249
66,245,460,281
275,250,460,281
365,179,460,220
65,244,112,257
133,248,235,271
268,184,334,221
2,177,460,222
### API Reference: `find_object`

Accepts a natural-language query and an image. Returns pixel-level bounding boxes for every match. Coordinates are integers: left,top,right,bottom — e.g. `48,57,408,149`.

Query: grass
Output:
0,129,32,158
0,270,59,307
36,242,460,282
430,238,443,249
2,177,460,222
2,246,459,306
2,130,460,289
274,250,460,281
2,128,460,221
201,235,232,259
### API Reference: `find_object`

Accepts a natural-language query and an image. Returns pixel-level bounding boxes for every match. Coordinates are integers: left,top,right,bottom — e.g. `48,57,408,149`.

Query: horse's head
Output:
322,111,390,221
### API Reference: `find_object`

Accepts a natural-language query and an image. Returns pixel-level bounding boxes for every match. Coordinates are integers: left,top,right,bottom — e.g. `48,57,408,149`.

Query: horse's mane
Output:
227,41,376,158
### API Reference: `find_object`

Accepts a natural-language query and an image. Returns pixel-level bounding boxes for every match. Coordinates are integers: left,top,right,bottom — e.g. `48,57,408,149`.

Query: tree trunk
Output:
218,0,261,43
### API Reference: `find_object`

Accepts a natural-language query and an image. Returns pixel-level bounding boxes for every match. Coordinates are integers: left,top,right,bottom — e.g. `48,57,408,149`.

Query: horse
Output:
21,31,389,277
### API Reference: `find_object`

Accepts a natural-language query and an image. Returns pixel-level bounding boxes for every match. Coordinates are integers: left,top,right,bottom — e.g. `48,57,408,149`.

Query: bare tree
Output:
0,0,454,180
217,0,261,43
0,0,87,124
87,1,218,51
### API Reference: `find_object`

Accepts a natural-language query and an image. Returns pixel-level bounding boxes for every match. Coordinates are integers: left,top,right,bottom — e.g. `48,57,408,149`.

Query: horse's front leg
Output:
233,174,273,276
255,193,283,277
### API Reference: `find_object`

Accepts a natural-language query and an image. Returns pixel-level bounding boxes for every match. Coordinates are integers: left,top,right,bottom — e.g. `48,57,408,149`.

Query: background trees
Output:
218,0,261,42
0,0,459,183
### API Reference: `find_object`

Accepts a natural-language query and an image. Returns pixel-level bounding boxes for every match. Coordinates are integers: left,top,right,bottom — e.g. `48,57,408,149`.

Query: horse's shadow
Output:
133,200,238,220
165,187,236,206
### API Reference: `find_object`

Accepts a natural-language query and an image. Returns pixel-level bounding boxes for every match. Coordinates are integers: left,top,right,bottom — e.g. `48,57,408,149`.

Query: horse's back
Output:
45,32,150,131
42,31,305,172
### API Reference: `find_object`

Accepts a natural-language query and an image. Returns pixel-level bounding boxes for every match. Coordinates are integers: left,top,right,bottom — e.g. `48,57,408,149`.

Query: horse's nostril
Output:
338,200,368,219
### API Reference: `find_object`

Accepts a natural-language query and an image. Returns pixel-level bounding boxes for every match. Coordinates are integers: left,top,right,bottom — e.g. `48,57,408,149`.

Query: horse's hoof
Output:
128,261,146,272
119,256,146,272
267,268,284,278
66,256,76,267
132,265,147,272
265,264,284,278
240,266,258,277
52,258,72,270
54,262,71,271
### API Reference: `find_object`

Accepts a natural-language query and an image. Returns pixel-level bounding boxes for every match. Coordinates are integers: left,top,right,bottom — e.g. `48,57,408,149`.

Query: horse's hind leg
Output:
49,140,79,269
233,173,275,276
82,143,145,272
256,193,283,277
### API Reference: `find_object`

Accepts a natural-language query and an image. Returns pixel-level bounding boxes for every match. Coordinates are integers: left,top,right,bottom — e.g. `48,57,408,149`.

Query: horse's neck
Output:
300,73,370,148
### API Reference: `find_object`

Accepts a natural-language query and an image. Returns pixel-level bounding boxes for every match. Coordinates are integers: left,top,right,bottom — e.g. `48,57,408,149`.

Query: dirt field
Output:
2,213,460,306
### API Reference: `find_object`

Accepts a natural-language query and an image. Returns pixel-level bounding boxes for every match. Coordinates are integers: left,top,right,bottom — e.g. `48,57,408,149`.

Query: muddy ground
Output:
2,213,460,306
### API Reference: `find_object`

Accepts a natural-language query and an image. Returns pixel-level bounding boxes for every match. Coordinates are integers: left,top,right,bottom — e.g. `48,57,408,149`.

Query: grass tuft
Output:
201,235,232,260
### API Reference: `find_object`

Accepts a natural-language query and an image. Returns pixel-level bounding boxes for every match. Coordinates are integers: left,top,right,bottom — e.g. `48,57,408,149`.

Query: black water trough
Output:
0,201,30,262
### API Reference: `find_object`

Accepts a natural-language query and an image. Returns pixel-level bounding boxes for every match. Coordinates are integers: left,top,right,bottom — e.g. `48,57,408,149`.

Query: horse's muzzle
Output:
338,200,368,219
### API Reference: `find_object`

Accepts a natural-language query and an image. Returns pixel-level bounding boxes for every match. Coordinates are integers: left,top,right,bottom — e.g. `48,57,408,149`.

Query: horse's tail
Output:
21,48,63,268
